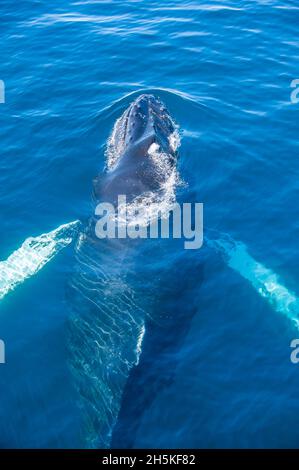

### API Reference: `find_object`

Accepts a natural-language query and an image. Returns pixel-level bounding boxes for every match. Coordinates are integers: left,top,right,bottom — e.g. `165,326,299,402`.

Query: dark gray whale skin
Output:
93,94,176,205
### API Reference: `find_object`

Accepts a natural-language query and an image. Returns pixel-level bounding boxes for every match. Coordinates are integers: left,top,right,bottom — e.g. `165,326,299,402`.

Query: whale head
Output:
105,94,178,172
95,94,179,203
122,94,176,157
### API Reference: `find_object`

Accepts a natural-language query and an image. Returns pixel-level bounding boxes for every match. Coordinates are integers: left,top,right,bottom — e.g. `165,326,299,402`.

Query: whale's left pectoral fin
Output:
0,220,80,301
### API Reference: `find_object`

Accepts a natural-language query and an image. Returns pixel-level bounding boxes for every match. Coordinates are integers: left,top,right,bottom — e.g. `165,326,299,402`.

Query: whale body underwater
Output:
68,94,184,448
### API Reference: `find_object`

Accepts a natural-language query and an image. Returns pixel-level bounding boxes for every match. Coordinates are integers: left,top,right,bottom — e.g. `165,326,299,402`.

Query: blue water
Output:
1,0,299,449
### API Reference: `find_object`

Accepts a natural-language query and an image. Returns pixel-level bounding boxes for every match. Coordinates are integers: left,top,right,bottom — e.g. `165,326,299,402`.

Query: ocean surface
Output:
0,0,299,449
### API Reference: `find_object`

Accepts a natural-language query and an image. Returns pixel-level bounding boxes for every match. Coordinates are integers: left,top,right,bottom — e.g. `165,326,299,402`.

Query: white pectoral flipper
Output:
0,220,80,301
207,230,299,327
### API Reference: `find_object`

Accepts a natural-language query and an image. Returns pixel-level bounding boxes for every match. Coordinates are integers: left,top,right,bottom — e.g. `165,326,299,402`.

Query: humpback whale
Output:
0,94,298,448
68,94,181,448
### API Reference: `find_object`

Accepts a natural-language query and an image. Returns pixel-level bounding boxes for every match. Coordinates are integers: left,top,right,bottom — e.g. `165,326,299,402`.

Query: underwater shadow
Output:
112,252,205,448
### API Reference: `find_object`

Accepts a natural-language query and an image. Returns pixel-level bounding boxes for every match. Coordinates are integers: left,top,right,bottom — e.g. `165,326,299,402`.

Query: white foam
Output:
123,140,181,226
148,142,160,155
0,220,80,301
168,128,181,153
135,323,146,365
106,114,127,171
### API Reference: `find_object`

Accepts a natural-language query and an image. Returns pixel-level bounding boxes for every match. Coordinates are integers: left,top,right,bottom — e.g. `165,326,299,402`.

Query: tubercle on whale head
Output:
122,94,175,158
104,93,179,176
95,94,180,203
